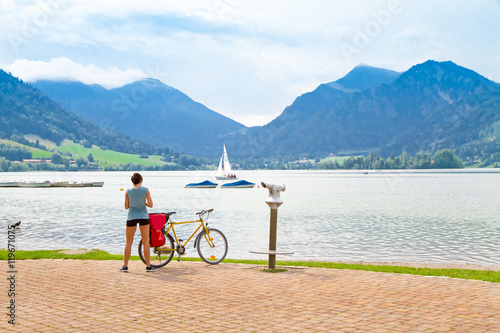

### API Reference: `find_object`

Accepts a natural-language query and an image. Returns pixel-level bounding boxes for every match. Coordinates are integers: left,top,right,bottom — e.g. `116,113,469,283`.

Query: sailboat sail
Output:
215,144,237,180
216,155,224,178
223,145,232,175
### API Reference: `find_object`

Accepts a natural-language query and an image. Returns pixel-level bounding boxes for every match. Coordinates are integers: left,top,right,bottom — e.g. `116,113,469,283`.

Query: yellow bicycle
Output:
138,209,228,268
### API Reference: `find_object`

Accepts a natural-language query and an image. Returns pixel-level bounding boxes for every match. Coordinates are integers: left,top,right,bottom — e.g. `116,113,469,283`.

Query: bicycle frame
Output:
162,212,215,252
139,208,227,267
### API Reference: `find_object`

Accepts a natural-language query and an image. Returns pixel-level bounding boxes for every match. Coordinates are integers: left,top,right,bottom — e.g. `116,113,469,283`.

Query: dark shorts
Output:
126,219,150,227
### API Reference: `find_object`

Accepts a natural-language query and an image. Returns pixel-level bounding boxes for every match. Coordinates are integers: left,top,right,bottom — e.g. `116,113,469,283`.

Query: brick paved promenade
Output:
2,260,500,332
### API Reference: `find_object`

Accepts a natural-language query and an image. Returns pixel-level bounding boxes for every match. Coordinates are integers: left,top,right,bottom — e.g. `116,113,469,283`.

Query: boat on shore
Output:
0,181,18,187
56,181,104,187
1,180,104,188
18,181,51,188
68,181,92,187
221,180,255,188
215,145,238,180
50,181,70,187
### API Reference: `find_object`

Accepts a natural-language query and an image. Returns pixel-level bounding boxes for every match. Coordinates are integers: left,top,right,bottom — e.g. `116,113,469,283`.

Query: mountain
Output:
34,78,246,156
231,60,500,162
0,70,157,155
327,64,401,92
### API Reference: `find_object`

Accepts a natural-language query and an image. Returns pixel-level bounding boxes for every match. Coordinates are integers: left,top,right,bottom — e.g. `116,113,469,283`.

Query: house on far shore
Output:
22,159,52,164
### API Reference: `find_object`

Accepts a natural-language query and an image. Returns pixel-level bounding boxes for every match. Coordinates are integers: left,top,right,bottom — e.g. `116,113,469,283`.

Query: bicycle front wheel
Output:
196,228,228,265
138,233,175,268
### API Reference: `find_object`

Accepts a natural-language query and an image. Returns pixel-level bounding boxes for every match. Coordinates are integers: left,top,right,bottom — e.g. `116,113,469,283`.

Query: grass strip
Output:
0,249,139,261
276,261,500,283
1,249,499,283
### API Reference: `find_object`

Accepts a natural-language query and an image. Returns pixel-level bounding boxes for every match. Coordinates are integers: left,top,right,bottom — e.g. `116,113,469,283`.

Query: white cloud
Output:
1,1,499,126
2,57,146,88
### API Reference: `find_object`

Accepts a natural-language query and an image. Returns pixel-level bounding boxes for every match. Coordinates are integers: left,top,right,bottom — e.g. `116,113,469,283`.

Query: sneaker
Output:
146,266,156,272
120,266,128,272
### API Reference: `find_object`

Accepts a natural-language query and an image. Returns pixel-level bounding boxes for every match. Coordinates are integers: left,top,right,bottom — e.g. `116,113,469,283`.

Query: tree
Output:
87,153,95,163
76,157,86,167
51,153,63,165
401,151,410,168
433,149,464,168
373,159,385,169
80,139,92,149
0,157,10,172
415,151,432,168
178,154,200,168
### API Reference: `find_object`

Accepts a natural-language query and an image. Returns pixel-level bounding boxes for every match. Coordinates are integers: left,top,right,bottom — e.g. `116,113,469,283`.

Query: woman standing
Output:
121,172,155,272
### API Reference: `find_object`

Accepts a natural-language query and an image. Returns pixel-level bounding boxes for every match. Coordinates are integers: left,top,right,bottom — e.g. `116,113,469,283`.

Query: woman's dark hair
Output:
131,172,143,185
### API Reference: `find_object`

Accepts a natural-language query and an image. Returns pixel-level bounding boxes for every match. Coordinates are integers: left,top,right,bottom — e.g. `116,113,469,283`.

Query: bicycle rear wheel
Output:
196,228,228,265
138,233,175,268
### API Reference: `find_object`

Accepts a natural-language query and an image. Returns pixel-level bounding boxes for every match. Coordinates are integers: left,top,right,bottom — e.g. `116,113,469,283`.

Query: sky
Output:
1,0,500,127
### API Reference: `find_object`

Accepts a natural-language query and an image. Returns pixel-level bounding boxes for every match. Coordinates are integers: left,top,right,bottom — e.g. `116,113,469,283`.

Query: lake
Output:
1,169,499,266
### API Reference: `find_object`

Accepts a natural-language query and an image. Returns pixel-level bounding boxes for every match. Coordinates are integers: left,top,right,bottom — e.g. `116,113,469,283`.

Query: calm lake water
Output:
1,169,499,265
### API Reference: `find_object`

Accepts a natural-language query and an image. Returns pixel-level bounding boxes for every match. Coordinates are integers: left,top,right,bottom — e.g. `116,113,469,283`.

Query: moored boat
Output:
185,180,218,188
221,180,255,188
91,181,104,187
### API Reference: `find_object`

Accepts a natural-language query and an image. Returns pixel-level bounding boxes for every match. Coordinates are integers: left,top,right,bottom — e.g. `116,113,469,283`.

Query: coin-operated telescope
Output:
261,182,286,210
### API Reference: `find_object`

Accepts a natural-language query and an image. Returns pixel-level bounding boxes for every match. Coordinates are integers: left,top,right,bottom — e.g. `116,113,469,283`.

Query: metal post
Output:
249,183,291,269
268,208,278,269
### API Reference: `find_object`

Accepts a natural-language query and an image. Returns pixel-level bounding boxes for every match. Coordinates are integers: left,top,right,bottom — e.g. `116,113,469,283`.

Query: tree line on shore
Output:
231,149,468,170
317,149,465,170
0,143,491,172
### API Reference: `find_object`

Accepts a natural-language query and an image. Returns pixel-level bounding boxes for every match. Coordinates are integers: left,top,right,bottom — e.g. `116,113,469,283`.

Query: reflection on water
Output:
1,170,499,265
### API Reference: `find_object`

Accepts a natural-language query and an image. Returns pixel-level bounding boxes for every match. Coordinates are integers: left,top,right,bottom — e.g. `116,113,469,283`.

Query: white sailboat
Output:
215,145,237,180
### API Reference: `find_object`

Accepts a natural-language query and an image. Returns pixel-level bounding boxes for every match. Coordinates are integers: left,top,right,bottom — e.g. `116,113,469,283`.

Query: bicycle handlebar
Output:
156,209,212,218
196,209,214,217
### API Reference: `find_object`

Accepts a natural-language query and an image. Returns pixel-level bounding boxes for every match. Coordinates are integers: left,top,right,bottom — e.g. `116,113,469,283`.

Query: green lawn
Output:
57,140,168,167
0,139,52,158
1,138,171,167
2,249,499,283
23,134,58,149
320,156,350,164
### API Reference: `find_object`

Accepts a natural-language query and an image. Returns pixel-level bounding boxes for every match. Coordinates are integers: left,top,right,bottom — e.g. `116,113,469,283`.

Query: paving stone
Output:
1,260,499,332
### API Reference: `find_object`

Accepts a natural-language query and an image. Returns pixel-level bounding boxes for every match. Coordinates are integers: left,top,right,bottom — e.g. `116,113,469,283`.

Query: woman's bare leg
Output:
139,224,151,267
124,225,137,267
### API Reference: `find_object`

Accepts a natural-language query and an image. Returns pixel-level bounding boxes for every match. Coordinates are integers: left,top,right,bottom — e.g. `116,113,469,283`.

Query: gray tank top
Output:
127,186,149,220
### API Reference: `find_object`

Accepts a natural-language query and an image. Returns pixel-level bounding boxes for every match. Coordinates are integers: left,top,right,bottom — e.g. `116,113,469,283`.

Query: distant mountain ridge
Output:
0,70,155,155
34,78,246,156
230,60,500,162
328,64,401,92
16,59,500,165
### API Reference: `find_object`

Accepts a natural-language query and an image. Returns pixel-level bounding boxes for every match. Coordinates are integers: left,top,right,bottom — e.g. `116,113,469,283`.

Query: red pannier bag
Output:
149,213,166,247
